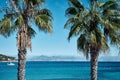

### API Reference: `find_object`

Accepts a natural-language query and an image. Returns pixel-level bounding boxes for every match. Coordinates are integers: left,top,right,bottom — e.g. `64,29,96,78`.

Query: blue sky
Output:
0,0,119,58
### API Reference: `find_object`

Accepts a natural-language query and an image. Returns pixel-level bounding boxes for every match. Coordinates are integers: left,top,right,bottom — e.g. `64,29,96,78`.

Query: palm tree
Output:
64,0,120,80
0,0,52,80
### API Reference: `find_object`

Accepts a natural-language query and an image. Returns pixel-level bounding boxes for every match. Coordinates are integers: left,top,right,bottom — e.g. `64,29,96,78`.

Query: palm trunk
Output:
17,16,28,80
90,48,98,80
18,49,26,80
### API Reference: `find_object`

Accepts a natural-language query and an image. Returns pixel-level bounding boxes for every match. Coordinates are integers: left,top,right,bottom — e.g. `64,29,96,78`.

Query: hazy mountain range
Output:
27,55,120,61
28,55,85,61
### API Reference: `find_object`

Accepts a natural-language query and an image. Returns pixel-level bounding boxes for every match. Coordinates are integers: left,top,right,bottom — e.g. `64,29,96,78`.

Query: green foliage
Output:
27,26,36,38
0,54,15,61
77,34,86,50
65,7,79,17
28,0,44,6
0,18,12,37
35,9,53,33
69,0,84,10
65,0,120,58
15,15,24,27
0,0,53,50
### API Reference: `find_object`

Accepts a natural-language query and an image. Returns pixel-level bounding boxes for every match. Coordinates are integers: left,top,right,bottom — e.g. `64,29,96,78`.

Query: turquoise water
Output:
0,61,120,80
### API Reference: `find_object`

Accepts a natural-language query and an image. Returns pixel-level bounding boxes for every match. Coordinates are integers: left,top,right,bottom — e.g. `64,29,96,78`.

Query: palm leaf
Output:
100,35,109,52
28,0,45,6
77,34,89,59
110,18,120,25
102,0,118,9
15,15,24,27
0,18,12,37
68,22,84,40
98,2,105,8
89,32,97,45
65,7,78,16
110,33,120,46
37,9,53,19
77,34,86,50
27,26,36,38
94,29,102,44
69,0,84,10
35,14,52,33
64,17,78,29
101,0,119,15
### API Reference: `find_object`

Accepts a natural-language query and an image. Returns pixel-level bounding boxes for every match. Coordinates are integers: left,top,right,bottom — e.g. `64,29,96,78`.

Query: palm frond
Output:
89,32,97,45
100,35,109,52
99,15,120,39
77,34,89,59
0,18,12,37
68,22,84,40
65,10,90,29
94,29,102,44
69,0,84,10
4,13,17,18
109,17,120,25
101,0,119,15
35,9,53,33
27,26,36,38
98,2,105,8
102,0,118,9
65,7,78,16
28,0,45,6
77,34,86,50
110,33,120,46
37,9,53,19
15,15,24,27
64,17,77,29
35,14,52,33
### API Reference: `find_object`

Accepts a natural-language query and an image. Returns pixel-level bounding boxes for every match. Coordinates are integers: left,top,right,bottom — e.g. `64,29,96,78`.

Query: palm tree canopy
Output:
65,0,120,59
0,0,53,50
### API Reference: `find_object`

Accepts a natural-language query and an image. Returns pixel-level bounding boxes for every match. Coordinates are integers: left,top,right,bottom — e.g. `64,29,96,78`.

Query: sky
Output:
0,0,119,58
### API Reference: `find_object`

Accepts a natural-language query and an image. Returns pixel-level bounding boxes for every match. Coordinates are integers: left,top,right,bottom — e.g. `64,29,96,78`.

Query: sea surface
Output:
0,61,120,80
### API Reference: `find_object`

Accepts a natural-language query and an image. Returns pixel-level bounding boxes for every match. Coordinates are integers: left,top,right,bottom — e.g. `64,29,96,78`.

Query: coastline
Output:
0,60,17,62
0,60,120,62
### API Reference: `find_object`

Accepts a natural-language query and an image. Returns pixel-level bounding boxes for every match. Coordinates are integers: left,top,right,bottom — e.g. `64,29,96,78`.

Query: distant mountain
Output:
28,55,87,61
28,55,120,61
99,56,120,62
0,54,16,61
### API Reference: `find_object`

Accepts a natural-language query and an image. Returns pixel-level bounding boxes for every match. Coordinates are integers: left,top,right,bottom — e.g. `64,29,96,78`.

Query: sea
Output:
0,61,120,80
